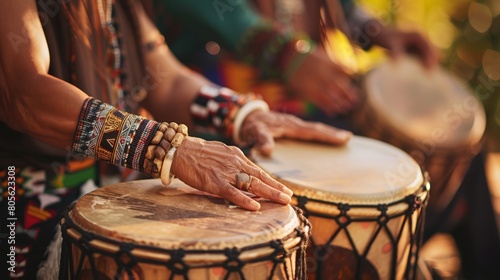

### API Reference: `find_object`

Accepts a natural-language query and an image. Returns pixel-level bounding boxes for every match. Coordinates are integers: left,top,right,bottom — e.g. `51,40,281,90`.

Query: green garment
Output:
153,0,261,62
153,0,355,62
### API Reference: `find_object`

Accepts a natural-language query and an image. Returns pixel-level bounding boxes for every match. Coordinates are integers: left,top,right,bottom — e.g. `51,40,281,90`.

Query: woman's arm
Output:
0,0,88,148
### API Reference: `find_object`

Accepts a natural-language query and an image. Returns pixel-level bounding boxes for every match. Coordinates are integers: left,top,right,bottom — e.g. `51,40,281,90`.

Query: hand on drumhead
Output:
371,26,439,69
240,110,352,156
170,136,293,211
286,47,359,116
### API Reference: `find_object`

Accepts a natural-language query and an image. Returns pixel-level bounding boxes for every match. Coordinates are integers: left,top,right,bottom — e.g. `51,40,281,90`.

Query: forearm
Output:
136,1,213,127
0,73,87,149
139,41,210,128
340,0,380,50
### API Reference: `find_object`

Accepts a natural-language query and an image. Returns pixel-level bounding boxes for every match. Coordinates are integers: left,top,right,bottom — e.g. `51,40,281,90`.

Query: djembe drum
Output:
59,179,310,279
252,137,429,280
354,56,485,218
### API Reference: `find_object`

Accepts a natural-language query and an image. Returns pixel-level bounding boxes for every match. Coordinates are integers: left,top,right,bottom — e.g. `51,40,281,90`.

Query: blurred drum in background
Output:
60,179,310,280
252,137,429,280
354,56,486,219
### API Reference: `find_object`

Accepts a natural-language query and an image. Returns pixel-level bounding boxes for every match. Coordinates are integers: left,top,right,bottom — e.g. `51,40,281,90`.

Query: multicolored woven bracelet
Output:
72,98,188,185
72,98,159,172
190,85,260,141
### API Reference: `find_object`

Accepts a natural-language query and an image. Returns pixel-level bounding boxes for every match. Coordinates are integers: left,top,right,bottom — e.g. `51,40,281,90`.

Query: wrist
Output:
72,98,160,172
232,100,270,147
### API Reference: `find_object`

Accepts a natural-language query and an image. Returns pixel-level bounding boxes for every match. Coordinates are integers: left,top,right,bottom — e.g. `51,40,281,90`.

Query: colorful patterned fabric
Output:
104,2,127,111
1,1,150,279
0,161,98,279
72,98,160,172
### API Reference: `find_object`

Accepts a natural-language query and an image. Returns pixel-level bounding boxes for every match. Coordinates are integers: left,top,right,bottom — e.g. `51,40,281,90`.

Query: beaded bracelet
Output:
142,122,188,183
143,122,169,178
159,122,187,186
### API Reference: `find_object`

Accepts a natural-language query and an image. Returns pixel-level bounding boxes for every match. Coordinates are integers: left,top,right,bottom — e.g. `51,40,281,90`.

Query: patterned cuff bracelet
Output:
72,98,188,185
190,85,263,145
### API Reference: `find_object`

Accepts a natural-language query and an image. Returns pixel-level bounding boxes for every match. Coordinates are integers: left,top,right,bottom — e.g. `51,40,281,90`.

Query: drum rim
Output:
60,205,309,264
291,179,429,217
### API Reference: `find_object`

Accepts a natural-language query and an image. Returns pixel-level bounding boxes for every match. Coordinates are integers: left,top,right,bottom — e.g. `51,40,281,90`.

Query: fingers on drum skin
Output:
246,168,293,197
249,176,291,205
281,118,351,145
306,122,352,144
220,183,260,211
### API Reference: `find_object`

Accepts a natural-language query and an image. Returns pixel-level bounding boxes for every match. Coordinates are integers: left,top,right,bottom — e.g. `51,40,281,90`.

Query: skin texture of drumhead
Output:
252,136,424,204
364,56,485,149
70,179,299,250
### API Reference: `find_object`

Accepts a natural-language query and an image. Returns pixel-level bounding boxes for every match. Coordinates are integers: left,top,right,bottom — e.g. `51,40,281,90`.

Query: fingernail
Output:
337,131,352,140
279,193,291,203
283,187,293,196
250,200,261,210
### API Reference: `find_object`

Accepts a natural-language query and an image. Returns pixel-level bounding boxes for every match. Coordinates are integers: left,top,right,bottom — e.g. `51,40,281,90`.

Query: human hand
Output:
286,47,359,116
170,136,293,211
240,110,352,156
370,25,439,69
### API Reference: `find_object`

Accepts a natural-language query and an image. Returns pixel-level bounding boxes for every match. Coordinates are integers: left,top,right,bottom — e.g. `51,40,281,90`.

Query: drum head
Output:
363,56,485,149
252,136,424,205
70,179,299,250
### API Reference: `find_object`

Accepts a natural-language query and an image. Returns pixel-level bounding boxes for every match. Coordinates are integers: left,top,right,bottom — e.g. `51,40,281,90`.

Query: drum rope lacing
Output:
296,181,429,280
59,204,311,280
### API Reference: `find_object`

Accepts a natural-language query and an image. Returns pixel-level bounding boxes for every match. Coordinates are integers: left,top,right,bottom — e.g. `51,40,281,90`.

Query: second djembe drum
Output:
253,136,429,280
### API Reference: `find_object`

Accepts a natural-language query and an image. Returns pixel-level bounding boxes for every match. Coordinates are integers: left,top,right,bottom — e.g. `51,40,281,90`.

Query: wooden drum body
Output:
354,57,485,215
253,137,429,280
60,179,310,280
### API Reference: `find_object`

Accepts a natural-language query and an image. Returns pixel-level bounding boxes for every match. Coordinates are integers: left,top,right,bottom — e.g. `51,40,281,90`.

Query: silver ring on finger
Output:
235,172,252,192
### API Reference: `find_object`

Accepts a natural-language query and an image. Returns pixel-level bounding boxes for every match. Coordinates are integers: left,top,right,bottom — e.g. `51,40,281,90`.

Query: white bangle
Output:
232,100,270,146
160,146,177,186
